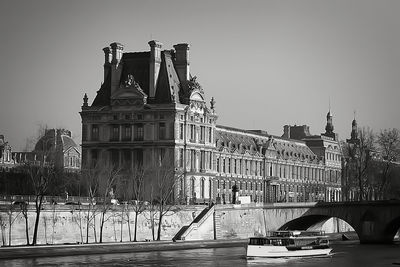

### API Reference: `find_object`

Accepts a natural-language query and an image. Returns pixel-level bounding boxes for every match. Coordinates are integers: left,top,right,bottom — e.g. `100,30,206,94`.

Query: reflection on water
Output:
1,242,400,267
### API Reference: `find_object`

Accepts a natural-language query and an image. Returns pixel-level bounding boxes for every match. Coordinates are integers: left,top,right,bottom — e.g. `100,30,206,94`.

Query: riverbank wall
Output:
0,203,353,246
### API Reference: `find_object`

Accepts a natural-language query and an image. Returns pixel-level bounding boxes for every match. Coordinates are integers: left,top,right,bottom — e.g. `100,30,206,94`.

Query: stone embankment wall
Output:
215,203,353,239
0,205,205,246
0,203,353,246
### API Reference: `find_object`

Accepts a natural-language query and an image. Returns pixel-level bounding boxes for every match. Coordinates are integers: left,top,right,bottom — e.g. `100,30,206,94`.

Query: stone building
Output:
0,135,16,171
80,40,342,204
12,129,81,172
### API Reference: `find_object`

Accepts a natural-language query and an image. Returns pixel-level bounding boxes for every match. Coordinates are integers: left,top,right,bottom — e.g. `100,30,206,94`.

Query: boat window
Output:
249,238,264,245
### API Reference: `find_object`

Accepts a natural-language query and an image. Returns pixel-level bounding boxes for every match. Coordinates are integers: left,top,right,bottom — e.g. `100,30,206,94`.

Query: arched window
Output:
200,178,205,199
191,177,196,197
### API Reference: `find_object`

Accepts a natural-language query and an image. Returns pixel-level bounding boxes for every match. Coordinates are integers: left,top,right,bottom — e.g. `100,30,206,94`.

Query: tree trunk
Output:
151,210,155,241
99,212,105,243
86,207,90,243
8,214,12,246
24,213,30,245
157,213,163,241
134,211,138,242
32,195,43,245
93,214,97,243
120,210,123,242
127,214,132,242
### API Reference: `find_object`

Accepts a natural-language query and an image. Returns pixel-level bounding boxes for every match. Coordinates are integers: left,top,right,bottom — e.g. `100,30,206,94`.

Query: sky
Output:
1,0,399,150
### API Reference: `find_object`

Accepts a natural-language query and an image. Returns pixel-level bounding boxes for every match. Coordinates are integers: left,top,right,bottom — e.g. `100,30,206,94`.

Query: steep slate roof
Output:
272,137,316,161
119,52,150,96
155,51,181,103
92,71,111,106
92,50,182,106
61,135,80,153
216,125,318,162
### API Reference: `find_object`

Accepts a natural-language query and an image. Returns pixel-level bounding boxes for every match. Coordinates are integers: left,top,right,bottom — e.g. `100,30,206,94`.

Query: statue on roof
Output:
187,75,204,94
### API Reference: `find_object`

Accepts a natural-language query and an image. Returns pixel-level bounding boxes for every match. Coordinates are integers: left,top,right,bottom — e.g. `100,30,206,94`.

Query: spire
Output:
83,93,88,107
325,109,334,134
350,110,358,141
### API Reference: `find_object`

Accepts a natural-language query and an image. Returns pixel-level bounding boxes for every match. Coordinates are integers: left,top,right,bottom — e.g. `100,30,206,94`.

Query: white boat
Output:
246,230,332,258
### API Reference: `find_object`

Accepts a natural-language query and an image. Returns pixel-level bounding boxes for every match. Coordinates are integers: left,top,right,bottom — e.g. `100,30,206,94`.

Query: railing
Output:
0,195,95,204
180,203,215,240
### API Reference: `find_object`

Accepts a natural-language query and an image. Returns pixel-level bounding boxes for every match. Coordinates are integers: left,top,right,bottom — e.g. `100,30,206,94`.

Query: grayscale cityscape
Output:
1,1,400,266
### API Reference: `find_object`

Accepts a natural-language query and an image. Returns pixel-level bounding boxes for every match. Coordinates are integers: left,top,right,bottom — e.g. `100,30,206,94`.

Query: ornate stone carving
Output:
187,75,203,94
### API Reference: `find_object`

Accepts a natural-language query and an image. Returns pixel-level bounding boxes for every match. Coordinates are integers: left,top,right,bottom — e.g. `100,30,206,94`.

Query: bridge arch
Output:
275,201,400,244
278,214,358,237
383,216,400,241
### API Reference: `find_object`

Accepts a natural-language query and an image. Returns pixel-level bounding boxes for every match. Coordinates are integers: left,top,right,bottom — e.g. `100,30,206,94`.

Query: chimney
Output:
110,42,124,65
173,43,190,84
148,40,163,99
283,125,290,138
102,47,111,82
110,42,124,94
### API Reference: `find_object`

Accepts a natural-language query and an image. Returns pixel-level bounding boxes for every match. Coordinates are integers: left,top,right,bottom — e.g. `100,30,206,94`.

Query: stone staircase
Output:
173,203,215,241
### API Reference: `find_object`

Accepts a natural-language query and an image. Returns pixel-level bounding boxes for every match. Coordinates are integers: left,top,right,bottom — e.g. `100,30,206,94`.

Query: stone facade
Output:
0,135,16,171
81,40,342,204
12,129,81,172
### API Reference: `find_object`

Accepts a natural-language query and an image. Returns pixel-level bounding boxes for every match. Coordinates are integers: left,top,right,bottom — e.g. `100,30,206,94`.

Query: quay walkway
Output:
0,239,248,260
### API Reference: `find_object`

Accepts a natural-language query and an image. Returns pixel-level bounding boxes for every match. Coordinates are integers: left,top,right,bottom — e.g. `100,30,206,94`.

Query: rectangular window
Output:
191,149,196,170
135,124,144,141
110,125,119,141
209,152,212,170
91,125,99,141
122,150,131,168
122,125,132,141
159,148,165,165
110,149,119,167
135,149,143,166
159,122,166,140
200,150,206,170
179,123,184,139
200,126,205,142
190,125,195,141
179,148,184,167
90,149,98,166
82,125,88,141
208,127,212,143
200,179,205,199
216,157,220,172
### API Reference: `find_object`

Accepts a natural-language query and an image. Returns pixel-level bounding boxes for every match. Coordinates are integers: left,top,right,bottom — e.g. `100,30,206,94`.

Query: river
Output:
1,242,399,266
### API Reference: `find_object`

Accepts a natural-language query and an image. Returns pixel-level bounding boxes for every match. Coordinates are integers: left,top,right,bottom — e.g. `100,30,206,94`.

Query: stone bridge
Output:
177,200,400,244
278,200,400,244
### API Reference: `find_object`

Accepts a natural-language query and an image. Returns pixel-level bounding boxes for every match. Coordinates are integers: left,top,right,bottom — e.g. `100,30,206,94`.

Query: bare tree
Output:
0,214,6,246
23,161,57,245
343,127,375,201
81,162,101,243
127,165,147,242
98,162,121,243
376,128,400,199
82,159,121,243
146,153,181,241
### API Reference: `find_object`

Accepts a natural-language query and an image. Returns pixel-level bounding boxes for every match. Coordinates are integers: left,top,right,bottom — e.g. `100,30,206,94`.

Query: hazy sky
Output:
1,0,399,150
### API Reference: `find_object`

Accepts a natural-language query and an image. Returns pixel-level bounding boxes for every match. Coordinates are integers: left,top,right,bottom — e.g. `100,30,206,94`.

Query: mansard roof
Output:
92,49,182,107
272,137,317,161
154,51,180,103
216,125,319,162
92,71,111,106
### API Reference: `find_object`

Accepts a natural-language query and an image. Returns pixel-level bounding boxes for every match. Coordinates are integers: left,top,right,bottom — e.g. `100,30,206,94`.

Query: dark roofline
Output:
270,134,307,145
216,125,308,144
216,125,269,137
